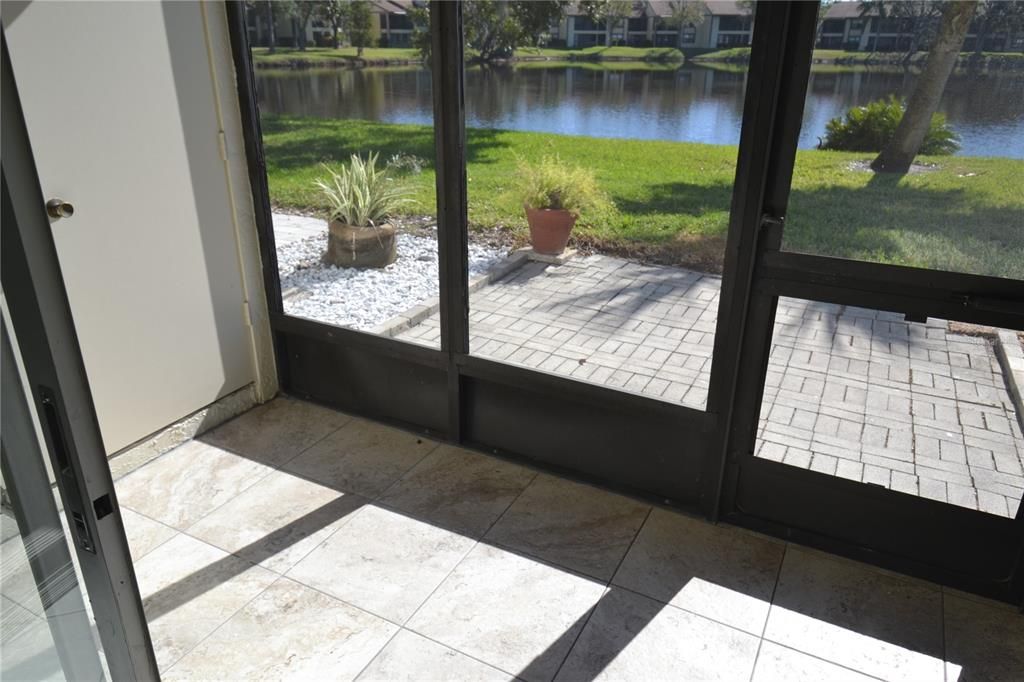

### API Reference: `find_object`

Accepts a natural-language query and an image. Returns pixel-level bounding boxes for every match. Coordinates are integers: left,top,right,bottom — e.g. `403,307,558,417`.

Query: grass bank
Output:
251,45,685,68
262,117,1024,278
251,47,422,67
513,46,684,62
694,47,1024,69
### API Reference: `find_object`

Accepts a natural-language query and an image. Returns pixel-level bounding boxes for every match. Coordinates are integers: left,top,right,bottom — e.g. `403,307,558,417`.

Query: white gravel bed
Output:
275,214,507,330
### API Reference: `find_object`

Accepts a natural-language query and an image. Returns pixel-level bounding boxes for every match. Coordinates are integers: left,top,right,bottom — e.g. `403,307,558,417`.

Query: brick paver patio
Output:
397,254,1024,518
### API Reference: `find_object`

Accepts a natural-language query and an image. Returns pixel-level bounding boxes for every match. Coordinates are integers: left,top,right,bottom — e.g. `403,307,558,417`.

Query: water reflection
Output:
256,65,1024,158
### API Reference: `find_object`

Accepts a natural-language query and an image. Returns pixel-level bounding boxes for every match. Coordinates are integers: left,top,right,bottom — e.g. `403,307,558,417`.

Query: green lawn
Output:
251,47,422,65
251,45,686,66
514,46,684,61
695,47,1024,67
262,117,1024,278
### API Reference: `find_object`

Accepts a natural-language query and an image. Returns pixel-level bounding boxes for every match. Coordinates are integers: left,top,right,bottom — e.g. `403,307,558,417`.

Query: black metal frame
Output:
1,30,160,680
225,1,1023,604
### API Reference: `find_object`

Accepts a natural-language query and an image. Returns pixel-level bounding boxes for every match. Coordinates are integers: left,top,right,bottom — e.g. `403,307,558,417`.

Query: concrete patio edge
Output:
994,329,1024,433
370,249,534,337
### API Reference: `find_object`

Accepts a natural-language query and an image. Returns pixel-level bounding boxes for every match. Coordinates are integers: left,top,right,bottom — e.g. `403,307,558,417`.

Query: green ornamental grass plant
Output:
513,154,613,219
315,152,410,226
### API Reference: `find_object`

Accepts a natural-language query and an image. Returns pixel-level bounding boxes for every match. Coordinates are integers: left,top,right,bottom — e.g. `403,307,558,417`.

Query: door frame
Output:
1,30,159,681
712,5,1024,603
226,2,1023,603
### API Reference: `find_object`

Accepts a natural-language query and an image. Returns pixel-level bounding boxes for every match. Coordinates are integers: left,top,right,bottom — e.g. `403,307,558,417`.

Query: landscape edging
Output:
994,329,1024,433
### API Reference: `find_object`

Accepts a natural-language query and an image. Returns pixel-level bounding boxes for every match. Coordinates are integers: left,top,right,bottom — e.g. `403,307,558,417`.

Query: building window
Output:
681,24,696,43
821,19,845,34
627,16,646,32
390,14,413,30
718,15,752,32
573,16,606,32
717,32,750,47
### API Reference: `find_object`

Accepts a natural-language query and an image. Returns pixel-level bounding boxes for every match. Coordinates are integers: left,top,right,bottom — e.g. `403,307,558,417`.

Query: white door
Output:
4,1,256,452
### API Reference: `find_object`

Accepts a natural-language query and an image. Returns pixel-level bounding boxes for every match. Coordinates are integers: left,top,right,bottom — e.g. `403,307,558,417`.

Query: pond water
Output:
256,64,1024,158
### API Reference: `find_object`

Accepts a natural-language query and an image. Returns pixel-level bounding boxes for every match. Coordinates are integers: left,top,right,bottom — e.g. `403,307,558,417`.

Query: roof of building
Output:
566,1,749,19
371,0,415,16
825,2,878,20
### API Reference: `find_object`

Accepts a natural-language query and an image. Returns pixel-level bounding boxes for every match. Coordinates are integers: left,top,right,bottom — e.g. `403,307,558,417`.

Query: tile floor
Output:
93,397,1024,680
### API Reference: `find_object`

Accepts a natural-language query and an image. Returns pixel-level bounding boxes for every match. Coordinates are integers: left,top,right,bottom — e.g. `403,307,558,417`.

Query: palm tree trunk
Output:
266,0,277,53
871,0,976,173
974,14,989,56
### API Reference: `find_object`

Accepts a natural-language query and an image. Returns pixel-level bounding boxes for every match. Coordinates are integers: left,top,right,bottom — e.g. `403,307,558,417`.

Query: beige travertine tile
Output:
0,595,64,681
200,396,350,467
751,641,878,682
1,534,46,616
356,629,512,682
116,440,275,530
944,592,1024,682
120,508,177,561
556,588,760,682
407,544,605,682
484,474,649,580
764,547,944,682
283,418,438,497
134,533,276,670
164,578,397,681
379,445,535,537
187,469,367,573
286,505,475,623
612,508,784,635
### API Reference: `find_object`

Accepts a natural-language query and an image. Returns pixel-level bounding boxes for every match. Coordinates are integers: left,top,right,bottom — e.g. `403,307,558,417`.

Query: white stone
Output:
274,213,506,330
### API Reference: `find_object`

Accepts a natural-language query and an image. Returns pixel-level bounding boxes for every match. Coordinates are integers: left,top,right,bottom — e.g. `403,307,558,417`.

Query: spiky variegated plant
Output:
315,153,410,227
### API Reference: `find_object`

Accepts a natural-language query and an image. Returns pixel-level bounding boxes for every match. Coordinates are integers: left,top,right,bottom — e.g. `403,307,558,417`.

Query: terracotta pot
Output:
525,206,577,255
324,220,397,268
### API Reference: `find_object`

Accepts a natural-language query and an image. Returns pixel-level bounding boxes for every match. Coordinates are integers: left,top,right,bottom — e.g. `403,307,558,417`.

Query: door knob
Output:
46,198,74,220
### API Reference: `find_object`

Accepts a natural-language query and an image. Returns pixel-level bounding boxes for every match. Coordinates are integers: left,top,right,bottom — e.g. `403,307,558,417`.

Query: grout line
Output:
119,507,181,563
156,566,285,675
547,505,655,681
748,542,788,682
371,440,445,503
757,639,890,682
176,411,350,533
398,469,541,630
351,626,402,681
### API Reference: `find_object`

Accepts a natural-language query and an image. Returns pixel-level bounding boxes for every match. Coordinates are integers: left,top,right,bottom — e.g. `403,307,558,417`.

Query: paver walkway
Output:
397,254,1024,517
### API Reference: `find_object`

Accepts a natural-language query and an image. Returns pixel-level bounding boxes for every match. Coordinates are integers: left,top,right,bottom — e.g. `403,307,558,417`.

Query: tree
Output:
871,1,977,173
971,0,1024,56
316,0,348,49
265,0,278,53
295,1,318,51
412,1,567,63
859,0,942,60
346,0,373,56
409,3,431,60
511,1,568,48
464,1,520,61
815,0,835,45
665,1,706,49
580,0,634,47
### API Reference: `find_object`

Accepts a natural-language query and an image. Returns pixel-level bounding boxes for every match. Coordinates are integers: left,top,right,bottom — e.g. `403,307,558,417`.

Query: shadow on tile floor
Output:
105,396,1023,681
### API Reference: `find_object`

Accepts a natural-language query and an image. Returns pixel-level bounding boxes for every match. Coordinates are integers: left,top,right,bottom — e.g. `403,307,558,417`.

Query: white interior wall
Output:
4,0,275,454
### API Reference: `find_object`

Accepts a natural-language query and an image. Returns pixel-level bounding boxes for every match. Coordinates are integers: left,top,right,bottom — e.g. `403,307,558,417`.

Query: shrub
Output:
818,96,960,155
512,155,614,218
314,153,410,226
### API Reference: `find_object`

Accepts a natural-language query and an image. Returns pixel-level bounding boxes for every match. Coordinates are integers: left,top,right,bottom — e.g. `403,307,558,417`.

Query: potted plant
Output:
514,155,612,256
315,152,409,268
